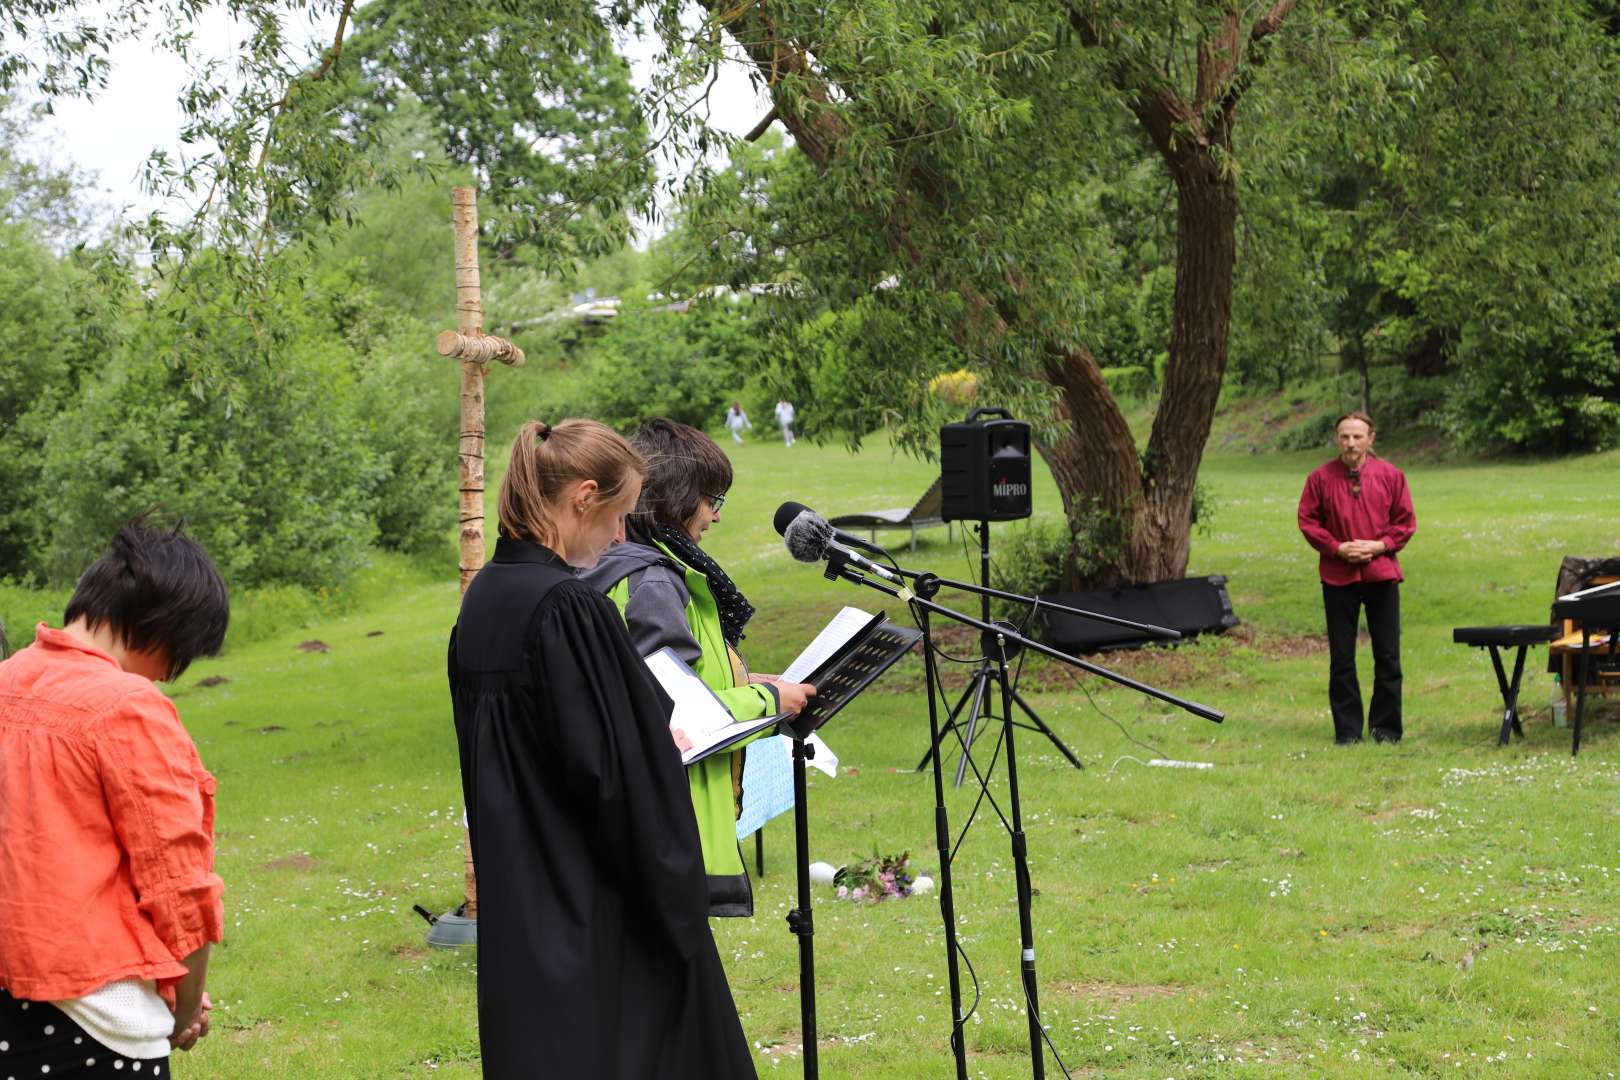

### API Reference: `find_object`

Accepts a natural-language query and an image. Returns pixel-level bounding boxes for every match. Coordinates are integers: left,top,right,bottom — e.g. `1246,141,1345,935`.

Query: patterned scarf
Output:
652,522,757,647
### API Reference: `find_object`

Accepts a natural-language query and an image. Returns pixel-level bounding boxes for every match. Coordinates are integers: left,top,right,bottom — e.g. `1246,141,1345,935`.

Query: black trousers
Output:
1323,580,1402,743
0,989,170,1076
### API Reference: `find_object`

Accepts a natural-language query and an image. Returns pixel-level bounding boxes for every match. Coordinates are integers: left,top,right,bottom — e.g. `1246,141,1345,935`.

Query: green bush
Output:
1275,410,1340,452
35,256,412,589
0,225,113,578
1442,325,1620,453
988,518,1071,626
573,300,761,432
350,319,457,559
1100,365,1154,400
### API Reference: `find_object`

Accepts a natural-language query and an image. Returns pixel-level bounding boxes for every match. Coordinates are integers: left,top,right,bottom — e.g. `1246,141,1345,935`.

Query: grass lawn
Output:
29,434,1617,1078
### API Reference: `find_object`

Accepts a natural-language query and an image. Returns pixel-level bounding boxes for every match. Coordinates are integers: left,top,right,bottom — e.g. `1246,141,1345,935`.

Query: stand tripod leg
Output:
787,737,818,1078
996,664,1046,1077
920,609,971,1080
916,678,981,773
952,672,992,790
1009,686,1084,771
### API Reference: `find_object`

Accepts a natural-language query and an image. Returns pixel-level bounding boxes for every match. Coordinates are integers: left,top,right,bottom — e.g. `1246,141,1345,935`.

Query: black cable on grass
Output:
1056,660,1168,761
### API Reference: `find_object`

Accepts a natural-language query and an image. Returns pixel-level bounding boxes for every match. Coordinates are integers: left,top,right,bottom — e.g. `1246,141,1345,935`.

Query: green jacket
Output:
581,539,776,917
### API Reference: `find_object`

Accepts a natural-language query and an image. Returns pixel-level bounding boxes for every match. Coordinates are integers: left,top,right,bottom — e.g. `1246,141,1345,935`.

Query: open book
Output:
643,647,784,766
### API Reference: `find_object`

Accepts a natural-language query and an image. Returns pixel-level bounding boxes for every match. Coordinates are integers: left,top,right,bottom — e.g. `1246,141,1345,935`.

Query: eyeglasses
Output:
707,492,727,512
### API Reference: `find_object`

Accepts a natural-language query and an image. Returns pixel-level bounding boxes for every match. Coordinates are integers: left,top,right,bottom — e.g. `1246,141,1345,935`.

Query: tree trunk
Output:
1034,344,1148,588
1135,166,1238,582
1034,148,1238,587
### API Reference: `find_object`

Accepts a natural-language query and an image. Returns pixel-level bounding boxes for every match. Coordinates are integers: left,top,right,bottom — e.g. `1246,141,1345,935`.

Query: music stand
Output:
780,614,921,1079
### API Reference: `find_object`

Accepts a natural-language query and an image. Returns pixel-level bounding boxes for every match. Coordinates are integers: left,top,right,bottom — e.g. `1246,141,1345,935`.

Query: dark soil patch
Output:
196,675,230,688
297,639,331,653
225,1019,275,1044
1051,980,1185,1007
256,724,287,734
263,852,318,872
366,630,384,637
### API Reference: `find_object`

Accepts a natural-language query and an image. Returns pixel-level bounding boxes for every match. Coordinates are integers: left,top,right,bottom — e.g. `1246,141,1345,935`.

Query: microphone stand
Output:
786,731,820,1077
807,549,1221,1080
909,521,1185,783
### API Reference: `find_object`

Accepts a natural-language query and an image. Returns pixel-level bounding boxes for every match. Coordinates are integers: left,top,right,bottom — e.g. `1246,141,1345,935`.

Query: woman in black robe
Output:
448,419,757,1079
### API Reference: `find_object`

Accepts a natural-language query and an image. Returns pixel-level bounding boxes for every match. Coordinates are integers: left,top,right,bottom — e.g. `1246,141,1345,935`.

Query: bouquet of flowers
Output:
834,851,916,901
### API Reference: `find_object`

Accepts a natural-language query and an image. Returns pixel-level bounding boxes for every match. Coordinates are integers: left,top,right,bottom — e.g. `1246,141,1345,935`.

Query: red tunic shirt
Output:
1297,457,1417,586
0,625,223,1002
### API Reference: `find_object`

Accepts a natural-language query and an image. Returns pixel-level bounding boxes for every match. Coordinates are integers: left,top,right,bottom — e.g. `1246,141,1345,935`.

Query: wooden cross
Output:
438,186,525,920
439,186,526,597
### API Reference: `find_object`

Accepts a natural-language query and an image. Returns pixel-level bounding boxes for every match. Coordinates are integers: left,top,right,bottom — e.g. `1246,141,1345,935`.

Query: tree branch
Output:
1194,6,1242,114
252,0,357,260
1216,0,1299,126
744,105,778,142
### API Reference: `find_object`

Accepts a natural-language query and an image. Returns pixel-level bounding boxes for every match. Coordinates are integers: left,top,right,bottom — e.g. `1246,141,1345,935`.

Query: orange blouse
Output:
0,624,223,1002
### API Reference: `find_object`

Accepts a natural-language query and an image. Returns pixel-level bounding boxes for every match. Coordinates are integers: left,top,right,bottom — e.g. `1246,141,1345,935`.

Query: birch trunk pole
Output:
452,186,484,918
453,187,487,600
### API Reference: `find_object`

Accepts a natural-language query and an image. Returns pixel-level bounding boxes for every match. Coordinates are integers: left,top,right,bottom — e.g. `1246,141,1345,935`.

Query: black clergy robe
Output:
448,538,758,1079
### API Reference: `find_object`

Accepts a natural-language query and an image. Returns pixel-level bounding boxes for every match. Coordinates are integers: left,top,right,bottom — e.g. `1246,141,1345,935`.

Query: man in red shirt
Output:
1297,412,1417,744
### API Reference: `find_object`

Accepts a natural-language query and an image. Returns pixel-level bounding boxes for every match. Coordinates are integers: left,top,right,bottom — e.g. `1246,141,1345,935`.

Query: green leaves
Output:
345,0,651,267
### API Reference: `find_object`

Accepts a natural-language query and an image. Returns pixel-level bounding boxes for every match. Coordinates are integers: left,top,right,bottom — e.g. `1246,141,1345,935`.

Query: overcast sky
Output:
28,9,771,238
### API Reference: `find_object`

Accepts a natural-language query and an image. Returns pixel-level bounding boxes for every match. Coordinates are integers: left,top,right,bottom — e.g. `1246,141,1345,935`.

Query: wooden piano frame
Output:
1551,574,1620,754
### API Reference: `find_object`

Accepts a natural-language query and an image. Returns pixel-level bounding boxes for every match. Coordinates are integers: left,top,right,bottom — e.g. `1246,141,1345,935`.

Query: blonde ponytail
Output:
498,419,643,545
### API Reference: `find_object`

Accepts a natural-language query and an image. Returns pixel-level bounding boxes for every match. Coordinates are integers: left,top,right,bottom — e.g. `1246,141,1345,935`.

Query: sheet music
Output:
782,606,877,682
735,733,839,841
735,734,793,838
643,648,781,765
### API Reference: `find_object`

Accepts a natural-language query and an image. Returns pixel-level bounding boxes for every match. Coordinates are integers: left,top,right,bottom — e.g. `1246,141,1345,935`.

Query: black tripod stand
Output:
917,520,1183,787
804,547,1222,1079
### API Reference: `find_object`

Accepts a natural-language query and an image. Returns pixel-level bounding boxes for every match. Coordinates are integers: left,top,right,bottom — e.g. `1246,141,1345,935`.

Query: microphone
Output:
772,501,889,557
779,507,903,584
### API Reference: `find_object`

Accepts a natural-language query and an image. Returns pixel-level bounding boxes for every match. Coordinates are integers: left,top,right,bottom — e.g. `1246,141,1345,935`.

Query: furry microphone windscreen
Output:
783,511,834,563
773,500,813,536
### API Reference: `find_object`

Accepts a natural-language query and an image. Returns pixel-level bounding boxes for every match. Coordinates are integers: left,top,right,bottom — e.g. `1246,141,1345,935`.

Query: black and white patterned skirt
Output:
0,989,170,1077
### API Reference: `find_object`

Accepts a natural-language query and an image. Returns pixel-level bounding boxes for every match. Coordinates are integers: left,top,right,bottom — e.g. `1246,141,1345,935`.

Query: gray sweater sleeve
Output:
622,566,704,670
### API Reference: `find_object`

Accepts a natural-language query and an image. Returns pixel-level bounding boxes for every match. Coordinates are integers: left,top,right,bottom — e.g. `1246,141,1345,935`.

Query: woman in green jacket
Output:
581,418,815,915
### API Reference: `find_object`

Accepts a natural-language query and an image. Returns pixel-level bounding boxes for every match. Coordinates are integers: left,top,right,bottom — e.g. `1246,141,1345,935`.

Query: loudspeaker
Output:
1039,576,1240,653
940,408,1033,522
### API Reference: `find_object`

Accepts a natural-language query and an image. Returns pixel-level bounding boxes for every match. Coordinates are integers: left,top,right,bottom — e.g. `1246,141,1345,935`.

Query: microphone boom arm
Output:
895,567,1182,641
824,564,1224,725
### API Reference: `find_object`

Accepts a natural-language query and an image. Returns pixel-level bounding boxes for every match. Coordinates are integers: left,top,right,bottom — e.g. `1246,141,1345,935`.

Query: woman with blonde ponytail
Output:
448,419,757,1079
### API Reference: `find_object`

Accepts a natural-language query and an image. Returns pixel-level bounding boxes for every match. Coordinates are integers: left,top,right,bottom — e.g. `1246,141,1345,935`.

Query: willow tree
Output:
641,0,1307,584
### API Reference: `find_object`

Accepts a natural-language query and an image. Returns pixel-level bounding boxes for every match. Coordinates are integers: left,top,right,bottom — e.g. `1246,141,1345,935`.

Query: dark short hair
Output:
64,518,230,681
629,419,733,532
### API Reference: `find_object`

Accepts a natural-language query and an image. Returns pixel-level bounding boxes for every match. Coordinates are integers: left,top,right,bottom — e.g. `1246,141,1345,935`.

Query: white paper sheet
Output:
781,606,876,682
643,648,780,765
735,733,839,840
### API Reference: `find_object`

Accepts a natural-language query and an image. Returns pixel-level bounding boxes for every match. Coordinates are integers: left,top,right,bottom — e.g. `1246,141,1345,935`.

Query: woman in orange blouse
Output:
0,520,229,1076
